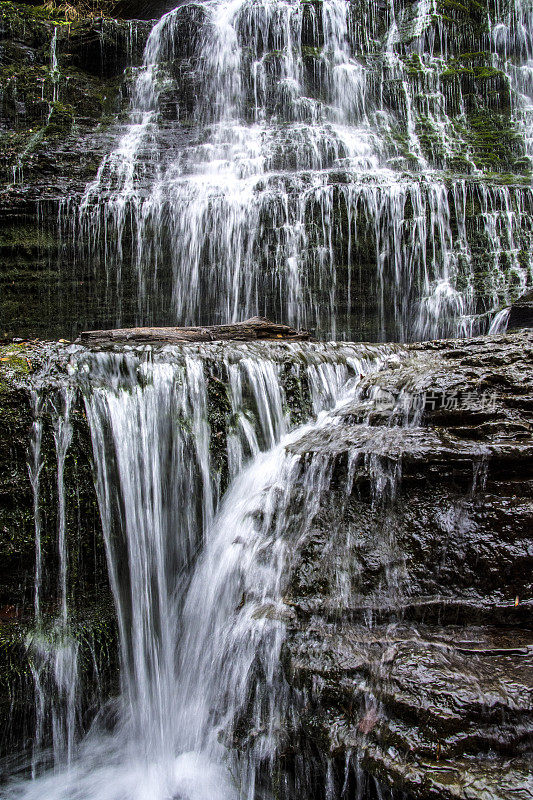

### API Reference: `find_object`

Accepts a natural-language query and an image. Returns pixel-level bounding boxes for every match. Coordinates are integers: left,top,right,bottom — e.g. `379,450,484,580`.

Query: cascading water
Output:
79,340,382,763
24,387,81,777
51,389,74,628
61,0,533,340
28,392,44,621
488,305,511,333
7,340,403,800
167,356,426,800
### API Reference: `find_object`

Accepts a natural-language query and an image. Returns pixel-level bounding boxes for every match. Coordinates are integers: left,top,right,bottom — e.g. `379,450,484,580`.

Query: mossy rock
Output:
44,101,74,137
465,111,525,173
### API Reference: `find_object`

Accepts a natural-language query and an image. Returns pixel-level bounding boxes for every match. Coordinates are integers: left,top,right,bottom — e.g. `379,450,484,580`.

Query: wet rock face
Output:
1,1,533,341
508,289,533,331
280,331,533,800
0,336,327,765
0,4,153,342
114,0,186,20
0,6,149,179
0,331,531,793
0,344,117,765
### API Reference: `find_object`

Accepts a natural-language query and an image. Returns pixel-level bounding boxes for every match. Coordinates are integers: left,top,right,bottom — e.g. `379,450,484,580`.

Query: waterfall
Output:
4,0,533,797
52,389,74,628
64,0,533,340
28,392,44,621
7,340,401,799
166,358,420,798
49,26,59,104
488,305,511,333
25,386,81,775
78,341,384,756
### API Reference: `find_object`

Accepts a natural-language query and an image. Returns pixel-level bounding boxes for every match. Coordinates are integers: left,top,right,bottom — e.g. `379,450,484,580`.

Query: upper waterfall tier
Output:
1,0,533,340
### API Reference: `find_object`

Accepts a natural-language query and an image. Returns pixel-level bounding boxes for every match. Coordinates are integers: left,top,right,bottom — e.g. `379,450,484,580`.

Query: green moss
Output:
441,65,475,79
440,52,505,83
464,111,524,172
0,1,68,23
436,0,486,18
434,0,489,39
301,46,323,59
0,65,52,131
472,65,505,80
446,154,474,172
0,1,118,24
0,344,34,392
517,249,529,271
0,223,55,255
0,2,136,183
480,171,532,185
44,101,74,137
402,53,424,77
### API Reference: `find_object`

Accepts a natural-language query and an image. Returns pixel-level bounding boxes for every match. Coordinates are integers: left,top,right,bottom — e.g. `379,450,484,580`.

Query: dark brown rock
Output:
278,330,533,800
508,290,533,331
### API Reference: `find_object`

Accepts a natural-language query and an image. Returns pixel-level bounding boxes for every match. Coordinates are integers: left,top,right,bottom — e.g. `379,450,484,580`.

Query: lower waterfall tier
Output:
0,330,531,799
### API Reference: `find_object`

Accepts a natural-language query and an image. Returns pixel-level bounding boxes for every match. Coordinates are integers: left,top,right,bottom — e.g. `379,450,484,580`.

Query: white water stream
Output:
9,341,402,800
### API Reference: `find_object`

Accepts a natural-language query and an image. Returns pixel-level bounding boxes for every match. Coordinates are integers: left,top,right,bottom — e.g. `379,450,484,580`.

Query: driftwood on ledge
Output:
79,317,312,345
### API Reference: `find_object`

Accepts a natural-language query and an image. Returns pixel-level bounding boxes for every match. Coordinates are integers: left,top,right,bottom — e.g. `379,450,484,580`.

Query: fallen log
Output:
79,317,312,345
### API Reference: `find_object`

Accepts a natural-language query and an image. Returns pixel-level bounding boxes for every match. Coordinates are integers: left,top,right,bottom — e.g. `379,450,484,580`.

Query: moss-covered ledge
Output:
0,1,151,190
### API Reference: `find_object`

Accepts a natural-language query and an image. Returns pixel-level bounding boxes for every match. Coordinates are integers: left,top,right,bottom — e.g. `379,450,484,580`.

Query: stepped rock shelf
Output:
0,328,531,800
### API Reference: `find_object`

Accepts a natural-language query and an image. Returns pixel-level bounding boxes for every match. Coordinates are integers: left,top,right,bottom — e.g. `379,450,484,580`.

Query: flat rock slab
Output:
79,317,311,345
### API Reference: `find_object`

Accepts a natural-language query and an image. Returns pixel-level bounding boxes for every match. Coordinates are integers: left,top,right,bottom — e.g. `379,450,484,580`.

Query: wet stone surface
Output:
0,331,531,796
279,330,533,799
